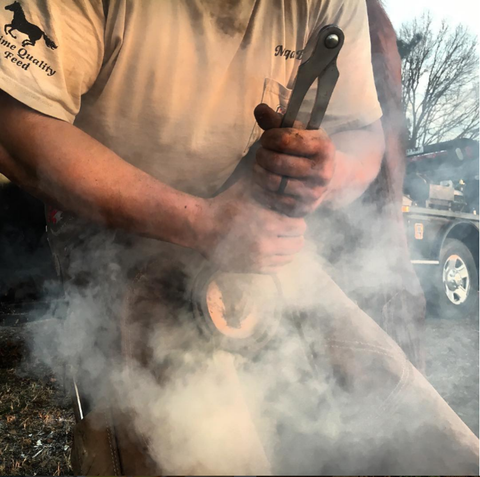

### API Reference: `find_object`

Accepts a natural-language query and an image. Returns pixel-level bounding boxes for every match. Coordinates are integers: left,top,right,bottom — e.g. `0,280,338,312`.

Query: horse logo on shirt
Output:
4,1,57,49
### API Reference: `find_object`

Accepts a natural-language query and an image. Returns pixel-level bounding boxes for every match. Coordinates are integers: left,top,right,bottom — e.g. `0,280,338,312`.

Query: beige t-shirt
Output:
0,0,381,196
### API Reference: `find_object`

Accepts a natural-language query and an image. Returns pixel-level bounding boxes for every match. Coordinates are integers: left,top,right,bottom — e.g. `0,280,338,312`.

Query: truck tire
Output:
432,238,479,319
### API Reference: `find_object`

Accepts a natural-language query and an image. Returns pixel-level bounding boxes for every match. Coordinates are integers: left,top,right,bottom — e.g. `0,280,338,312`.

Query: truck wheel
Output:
433,238,479,319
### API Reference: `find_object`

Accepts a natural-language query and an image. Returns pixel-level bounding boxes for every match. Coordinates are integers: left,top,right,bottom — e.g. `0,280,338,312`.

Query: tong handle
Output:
281,24,344,130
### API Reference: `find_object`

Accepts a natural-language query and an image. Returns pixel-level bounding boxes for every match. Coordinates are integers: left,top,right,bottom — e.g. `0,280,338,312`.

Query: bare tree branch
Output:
398,13,479,148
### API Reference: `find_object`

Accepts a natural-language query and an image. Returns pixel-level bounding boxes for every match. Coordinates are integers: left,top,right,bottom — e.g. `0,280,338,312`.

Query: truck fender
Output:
433,220,479,267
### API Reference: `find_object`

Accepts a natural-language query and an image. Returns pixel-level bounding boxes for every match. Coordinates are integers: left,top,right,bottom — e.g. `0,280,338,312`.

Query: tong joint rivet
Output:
325,34,340,49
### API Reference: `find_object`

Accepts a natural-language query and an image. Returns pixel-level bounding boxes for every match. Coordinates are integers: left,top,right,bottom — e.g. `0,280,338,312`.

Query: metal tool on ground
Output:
193,25,345,352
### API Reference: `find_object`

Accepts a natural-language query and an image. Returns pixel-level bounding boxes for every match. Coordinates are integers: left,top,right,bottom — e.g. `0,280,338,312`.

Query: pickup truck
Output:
403,139,479,318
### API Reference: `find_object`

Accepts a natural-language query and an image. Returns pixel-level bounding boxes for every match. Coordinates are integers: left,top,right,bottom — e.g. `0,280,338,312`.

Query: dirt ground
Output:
0,311,478,475
0,323,74,476
424,313,479,436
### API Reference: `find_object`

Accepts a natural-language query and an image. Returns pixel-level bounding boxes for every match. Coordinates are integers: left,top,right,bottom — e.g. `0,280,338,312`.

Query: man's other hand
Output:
252,103,336,217
201,179,306,274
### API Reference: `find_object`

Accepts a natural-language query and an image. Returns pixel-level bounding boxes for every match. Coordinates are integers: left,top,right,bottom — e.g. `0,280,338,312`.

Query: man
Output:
0,0,383,268
0,1,477,475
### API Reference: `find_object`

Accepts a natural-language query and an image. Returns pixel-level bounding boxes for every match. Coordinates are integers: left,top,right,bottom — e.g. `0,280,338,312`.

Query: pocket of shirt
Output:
243,78,292,155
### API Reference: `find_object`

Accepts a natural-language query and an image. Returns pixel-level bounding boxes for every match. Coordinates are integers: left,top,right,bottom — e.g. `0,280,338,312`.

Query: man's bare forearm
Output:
0,92,209,250
324,120,385,208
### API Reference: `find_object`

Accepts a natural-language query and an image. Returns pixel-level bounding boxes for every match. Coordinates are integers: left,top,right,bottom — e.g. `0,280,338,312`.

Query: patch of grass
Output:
0,326,74,476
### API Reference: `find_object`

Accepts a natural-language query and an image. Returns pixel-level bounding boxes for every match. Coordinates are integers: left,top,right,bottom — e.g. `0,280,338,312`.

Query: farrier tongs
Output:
281,24,344,130
276,24,344,194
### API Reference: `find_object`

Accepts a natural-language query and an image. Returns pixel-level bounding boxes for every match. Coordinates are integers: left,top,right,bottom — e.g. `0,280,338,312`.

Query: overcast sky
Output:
383,0,480,35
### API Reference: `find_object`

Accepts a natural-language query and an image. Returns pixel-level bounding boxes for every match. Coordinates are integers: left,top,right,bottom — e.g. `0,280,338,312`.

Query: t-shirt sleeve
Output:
0,1,104,123
299,0,382,135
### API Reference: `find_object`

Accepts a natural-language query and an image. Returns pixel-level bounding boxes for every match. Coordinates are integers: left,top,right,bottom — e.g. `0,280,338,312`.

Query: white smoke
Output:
27,221,478,475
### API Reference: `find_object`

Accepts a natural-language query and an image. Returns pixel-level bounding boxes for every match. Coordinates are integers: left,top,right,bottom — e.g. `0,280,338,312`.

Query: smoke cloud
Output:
28,213,479,475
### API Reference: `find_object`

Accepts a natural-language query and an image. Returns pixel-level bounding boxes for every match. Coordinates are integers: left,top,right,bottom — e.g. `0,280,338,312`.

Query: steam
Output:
28,215,478,475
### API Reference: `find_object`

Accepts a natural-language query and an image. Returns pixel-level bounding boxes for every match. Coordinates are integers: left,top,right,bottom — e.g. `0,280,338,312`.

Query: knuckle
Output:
300,203,314,217
261,130,276,147
289,206,308,218
310,184,325,199
257,171,275,191
279,131,293,149
272,151,284,167
312,161,334,183
253,162,263,174
266,172,279,191
312,135,335,158
256,238,270,256
298,185,317,201
284,195,297,207
317,127,330,141
276,204,291,217
281,197,298,215
256,147,268,164
261,150,282,170
321,170,334,184
297,219,307,234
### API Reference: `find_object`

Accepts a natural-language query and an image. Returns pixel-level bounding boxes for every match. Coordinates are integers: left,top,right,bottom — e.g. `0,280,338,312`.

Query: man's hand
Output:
200,178,306,274
252,103,336,218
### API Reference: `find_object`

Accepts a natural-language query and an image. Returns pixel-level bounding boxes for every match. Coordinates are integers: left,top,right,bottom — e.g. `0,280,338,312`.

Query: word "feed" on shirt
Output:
0,35,56,76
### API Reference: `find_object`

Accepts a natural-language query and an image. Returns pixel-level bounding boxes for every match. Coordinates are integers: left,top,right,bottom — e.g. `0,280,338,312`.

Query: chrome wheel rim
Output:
443,254,470,305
